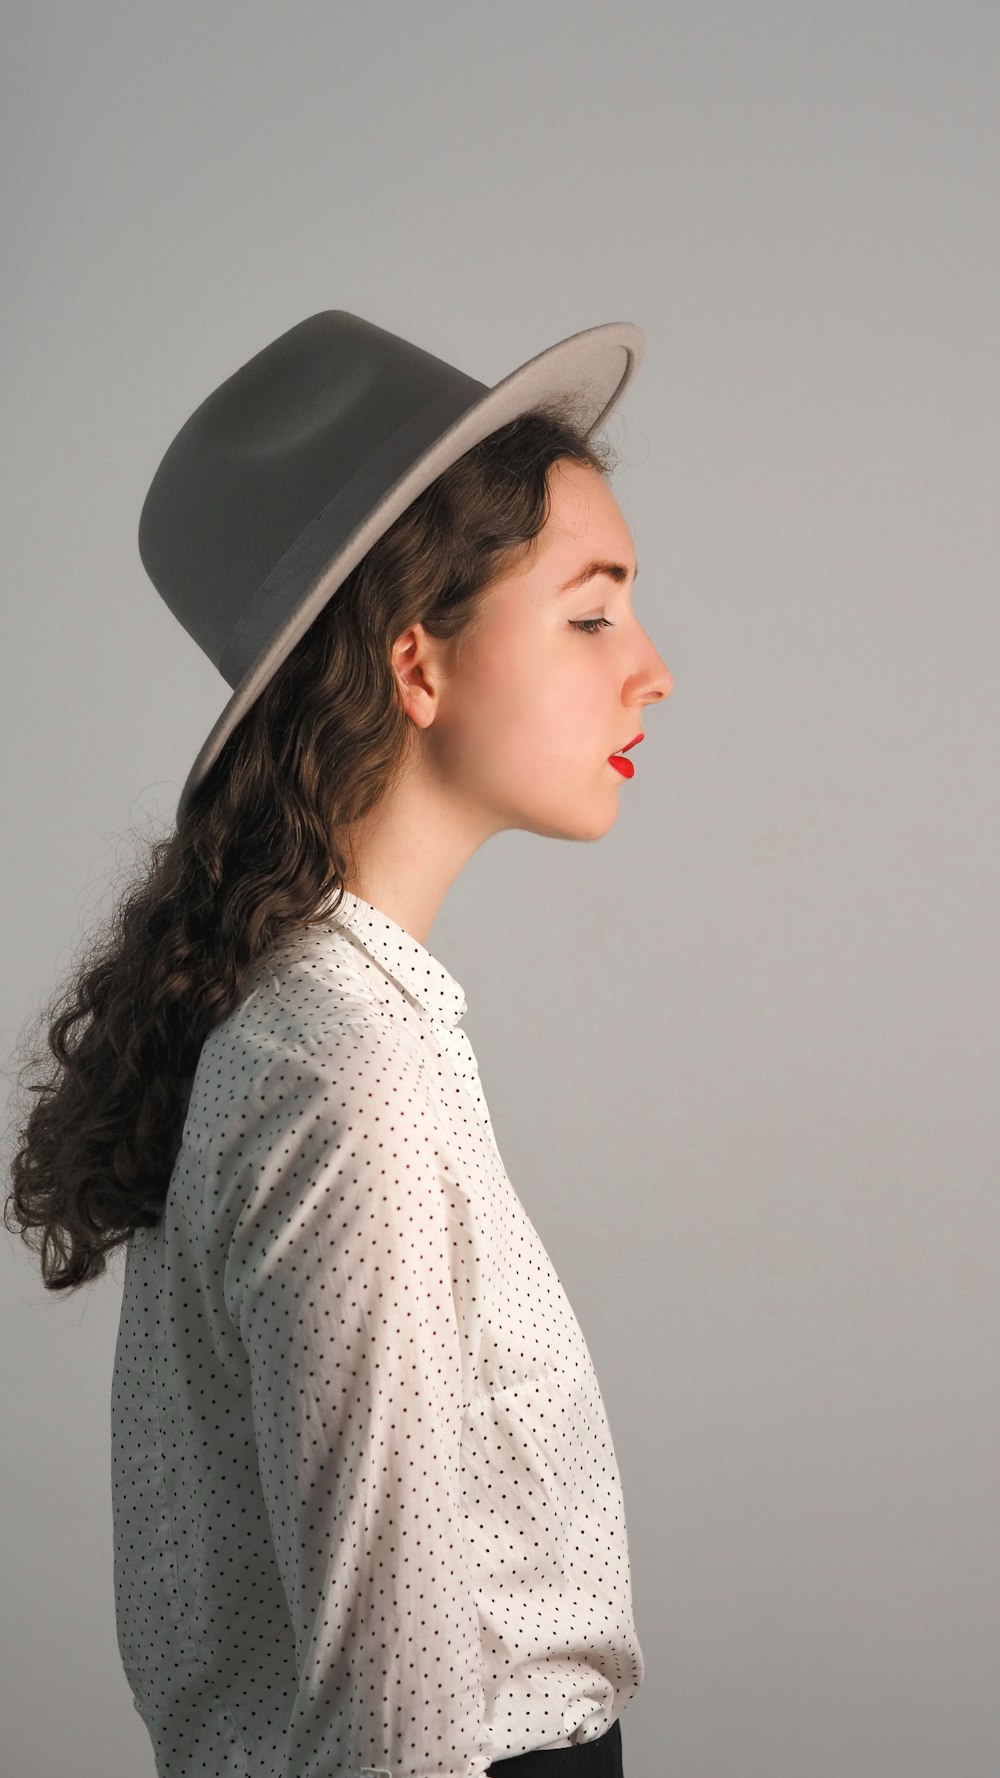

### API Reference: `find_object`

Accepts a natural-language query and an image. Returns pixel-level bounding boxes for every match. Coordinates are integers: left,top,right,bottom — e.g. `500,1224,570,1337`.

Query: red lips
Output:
608,733,643,779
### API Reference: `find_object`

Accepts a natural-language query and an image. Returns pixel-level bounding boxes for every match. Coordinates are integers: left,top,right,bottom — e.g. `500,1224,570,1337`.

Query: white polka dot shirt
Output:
111,890,644,1777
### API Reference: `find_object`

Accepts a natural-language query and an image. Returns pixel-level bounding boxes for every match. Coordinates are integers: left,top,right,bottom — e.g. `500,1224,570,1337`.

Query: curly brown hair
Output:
3,403,620,1295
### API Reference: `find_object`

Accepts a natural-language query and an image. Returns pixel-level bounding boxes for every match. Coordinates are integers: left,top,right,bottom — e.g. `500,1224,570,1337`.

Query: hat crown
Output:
138,311,486,673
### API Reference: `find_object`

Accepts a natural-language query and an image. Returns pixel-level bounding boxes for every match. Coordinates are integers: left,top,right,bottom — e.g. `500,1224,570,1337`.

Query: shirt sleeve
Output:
222,1013,492,1778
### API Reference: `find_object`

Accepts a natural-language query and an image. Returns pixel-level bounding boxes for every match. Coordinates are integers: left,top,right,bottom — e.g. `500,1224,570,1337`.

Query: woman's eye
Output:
570,617,615,635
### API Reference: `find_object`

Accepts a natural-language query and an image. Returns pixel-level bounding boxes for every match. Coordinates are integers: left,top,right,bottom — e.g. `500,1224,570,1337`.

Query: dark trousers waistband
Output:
486,1715,622,1777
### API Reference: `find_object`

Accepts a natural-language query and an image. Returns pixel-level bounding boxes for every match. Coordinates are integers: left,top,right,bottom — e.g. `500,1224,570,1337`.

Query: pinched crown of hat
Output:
137,309,645,824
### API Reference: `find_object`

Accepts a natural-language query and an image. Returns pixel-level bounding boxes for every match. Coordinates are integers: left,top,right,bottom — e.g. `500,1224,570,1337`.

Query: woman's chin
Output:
518,795,621,843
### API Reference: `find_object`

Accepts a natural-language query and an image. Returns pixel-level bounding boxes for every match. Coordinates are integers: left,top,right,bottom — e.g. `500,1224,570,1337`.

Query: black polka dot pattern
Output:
110,891,643,1776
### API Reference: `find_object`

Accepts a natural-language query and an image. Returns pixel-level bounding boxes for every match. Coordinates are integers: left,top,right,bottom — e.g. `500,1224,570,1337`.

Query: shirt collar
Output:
321,889,468,1027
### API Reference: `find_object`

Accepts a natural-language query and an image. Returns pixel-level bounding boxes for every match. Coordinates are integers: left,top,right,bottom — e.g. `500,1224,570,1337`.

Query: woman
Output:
5,310,672,1776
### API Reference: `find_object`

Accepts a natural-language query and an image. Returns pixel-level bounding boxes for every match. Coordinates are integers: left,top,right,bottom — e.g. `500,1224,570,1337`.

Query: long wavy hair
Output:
3,402,620,1294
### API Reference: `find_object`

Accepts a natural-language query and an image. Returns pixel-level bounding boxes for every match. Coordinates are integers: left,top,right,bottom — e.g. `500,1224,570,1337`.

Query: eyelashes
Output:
570,617,615,635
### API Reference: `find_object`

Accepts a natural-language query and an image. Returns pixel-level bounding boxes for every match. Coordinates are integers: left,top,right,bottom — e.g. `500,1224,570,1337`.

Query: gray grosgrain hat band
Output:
137,309,645,825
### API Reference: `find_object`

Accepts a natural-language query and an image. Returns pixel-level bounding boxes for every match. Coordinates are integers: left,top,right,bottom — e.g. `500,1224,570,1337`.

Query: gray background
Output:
3,3,998,1775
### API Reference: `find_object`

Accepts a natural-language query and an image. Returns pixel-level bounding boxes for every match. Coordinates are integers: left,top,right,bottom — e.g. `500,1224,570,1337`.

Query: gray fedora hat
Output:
138,309,645,825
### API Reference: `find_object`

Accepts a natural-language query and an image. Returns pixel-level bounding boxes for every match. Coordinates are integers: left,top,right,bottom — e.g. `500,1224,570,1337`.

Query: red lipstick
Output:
608,732,643,778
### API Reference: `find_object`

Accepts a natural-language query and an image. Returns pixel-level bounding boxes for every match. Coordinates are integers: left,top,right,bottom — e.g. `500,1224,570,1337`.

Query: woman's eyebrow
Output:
557,558,639,595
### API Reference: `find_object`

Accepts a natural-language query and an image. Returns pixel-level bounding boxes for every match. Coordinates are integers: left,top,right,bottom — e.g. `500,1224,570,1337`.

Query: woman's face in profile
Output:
418,456,673,845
